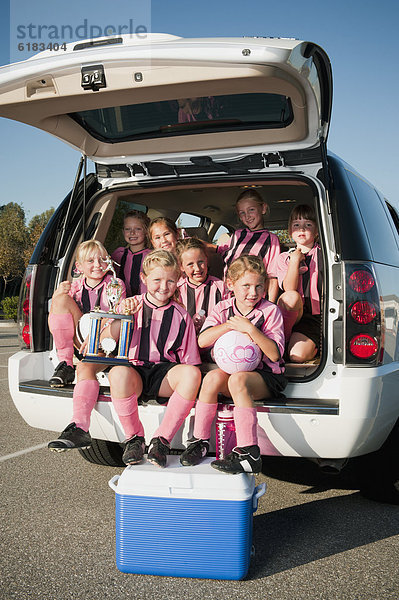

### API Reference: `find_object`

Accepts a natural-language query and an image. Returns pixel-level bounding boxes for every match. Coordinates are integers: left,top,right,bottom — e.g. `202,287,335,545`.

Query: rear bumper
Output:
9,350,399,458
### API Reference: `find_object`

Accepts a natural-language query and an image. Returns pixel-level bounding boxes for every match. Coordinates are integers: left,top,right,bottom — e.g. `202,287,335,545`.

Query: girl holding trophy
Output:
47,240,133,453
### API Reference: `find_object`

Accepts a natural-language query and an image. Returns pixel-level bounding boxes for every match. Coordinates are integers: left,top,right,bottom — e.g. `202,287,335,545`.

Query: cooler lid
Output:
111,456,256,501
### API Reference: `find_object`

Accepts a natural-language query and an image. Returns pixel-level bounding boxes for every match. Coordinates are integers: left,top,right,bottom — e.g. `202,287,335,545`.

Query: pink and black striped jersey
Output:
111,247,150,297
128,294,201,367
68,273,126,314
276,244,322,315
201,298,285,374
217,228,280,279
177,275,228,318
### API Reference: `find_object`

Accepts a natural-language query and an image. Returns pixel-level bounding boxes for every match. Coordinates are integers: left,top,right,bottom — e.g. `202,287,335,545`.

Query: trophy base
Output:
82,355,131,367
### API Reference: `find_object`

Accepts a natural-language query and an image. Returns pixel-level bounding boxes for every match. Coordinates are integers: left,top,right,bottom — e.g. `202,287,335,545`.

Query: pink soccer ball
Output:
213,330,262,374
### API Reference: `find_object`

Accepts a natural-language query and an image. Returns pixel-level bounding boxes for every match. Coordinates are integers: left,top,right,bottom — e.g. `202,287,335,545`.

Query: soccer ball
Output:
213,330,262,374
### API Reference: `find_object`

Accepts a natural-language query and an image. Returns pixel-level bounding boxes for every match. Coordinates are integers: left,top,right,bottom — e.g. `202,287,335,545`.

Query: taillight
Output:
349,334,378,359
350,301,376,325
345,264,383,366
22,324,31,347
348,270,375,293
17,267,34,350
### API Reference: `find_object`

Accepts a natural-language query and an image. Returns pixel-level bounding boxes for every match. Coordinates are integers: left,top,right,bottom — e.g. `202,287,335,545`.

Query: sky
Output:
0,0,398,222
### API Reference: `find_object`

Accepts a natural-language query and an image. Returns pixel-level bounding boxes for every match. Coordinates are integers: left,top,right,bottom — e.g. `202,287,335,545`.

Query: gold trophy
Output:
83,255,133,366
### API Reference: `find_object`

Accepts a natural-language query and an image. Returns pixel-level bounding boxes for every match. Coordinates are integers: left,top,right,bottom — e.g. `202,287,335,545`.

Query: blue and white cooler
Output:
108,456,266,580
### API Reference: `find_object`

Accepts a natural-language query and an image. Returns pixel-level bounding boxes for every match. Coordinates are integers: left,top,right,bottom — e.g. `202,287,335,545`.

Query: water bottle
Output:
216,405,237,459
192,309,206,333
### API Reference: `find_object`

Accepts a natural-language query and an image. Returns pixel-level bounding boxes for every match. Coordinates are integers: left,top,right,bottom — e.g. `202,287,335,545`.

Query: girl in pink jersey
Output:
101,249,202,467
276,204,322,362
176,237,228,332
217,190,280,303
48,240,126,387
111,210,151,297
47,240,134,454
149,217,180,255
180,255,287,474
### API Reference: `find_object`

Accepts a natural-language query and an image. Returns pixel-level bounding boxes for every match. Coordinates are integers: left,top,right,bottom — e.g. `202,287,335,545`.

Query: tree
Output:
24,207,55,266
0,203,28,295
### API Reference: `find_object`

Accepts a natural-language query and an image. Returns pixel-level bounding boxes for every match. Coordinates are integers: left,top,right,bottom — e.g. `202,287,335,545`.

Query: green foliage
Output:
0,203,55,296
1,296,19,321
24,207,55,265
0,203,28,285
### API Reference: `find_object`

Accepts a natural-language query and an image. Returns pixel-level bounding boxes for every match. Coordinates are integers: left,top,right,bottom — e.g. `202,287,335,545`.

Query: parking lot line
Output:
0,443,48,463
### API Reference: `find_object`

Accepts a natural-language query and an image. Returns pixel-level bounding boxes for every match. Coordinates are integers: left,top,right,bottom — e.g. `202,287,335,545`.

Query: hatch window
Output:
69,93,293,142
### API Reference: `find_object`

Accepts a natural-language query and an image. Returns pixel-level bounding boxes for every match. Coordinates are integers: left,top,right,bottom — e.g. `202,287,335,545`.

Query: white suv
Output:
2,34,398,503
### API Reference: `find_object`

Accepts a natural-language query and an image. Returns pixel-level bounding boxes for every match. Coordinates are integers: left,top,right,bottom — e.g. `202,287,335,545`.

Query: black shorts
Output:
133,362,177,404
254,367,287,400
292,312,321,350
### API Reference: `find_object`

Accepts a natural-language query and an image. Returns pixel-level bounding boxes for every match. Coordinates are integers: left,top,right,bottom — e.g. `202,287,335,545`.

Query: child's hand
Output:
226,315,256,336
290,247,305,263
120,296,143,315
79,335,89,356
55,281,71,295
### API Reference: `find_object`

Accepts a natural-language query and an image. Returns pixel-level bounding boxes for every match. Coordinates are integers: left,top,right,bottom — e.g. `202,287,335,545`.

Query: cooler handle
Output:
108,475,120,491
252,482,266,511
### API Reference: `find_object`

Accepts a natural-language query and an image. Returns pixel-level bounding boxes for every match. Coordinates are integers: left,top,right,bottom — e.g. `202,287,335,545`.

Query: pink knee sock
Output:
154,391,195,443
234,406,258,447
193,402,218,440
49,313,75,366
112,394,143,440
279,307,299,343
72,379,100,431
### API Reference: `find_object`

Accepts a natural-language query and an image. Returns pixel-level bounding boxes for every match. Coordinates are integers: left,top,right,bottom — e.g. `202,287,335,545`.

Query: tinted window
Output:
176,213,201,228
386,202,399,238
346,171,399,266
70,93,293,142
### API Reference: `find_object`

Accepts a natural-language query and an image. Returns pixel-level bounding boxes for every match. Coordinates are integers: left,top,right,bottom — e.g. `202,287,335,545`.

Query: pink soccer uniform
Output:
68,272,126,314
276,244,322,315
201,298,285,374
128,294,201,366
111,247,150,297
217,228,280,279
177,275,228,317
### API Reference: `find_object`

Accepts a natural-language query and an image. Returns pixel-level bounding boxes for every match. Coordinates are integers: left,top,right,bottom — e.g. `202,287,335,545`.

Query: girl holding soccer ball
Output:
180,255,287,474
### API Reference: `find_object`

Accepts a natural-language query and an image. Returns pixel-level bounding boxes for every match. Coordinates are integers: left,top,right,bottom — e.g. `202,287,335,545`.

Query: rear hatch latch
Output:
262,152,284,168
81,65,106,91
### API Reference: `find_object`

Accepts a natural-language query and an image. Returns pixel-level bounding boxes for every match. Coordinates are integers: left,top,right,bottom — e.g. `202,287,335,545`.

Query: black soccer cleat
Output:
49,361,75,388
180,437,209,467
211,445,262,474
122,435,145,465
147,436,170,468
48,422,92,452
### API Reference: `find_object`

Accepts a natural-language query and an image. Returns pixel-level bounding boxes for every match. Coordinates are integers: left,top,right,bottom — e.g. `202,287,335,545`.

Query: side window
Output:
386,202,399,237
212,225,230,244
176,213,201,229
346,171,399,266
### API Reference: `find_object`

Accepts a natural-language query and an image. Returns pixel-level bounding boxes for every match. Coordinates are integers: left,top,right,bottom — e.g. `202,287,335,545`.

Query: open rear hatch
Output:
0,35,332,165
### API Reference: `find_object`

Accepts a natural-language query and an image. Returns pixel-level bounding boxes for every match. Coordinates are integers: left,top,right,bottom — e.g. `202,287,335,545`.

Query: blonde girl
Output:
111,209,151,297
101,249,201,467
216,189,280,302
180,255,286,473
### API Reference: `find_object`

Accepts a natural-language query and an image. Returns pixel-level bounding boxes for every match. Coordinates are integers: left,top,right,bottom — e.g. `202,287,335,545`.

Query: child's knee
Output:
227,371,250,394
202,368,226,391
278,290,302,311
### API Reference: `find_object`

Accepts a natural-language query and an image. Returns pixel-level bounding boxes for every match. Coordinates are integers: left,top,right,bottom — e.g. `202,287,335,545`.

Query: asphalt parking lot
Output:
1,324,399,600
